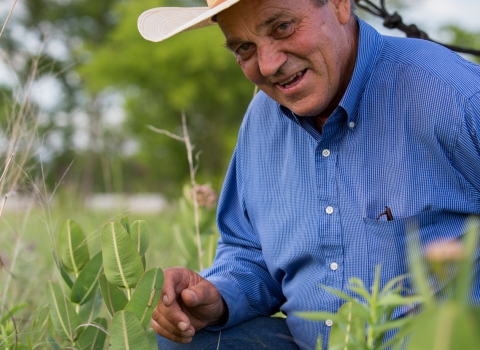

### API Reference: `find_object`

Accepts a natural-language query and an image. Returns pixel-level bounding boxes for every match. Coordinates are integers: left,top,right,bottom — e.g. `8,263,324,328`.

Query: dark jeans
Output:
157,317,302,350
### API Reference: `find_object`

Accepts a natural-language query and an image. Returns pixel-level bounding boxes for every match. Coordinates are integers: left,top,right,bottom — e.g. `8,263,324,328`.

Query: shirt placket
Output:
315,137,344,292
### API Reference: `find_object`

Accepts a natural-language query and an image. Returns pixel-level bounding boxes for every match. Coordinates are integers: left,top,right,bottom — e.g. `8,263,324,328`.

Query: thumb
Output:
181,280,219,308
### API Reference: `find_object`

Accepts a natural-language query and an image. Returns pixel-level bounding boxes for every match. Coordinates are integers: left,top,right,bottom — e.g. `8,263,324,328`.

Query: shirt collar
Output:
338,18,384,124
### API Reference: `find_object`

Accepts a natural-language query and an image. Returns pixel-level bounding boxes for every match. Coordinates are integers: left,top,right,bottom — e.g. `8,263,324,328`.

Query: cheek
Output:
238,58,264,85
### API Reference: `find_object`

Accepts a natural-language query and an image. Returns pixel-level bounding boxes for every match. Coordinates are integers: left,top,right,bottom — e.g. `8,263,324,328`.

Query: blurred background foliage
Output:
0,0,478,199
1,0,254,198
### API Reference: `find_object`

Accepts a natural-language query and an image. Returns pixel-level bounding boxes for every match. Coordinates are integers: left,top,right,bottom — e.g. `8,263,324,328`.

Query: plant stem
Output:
0,0,18,39
127,287,131,301
148,113,205,271
181,113,204,271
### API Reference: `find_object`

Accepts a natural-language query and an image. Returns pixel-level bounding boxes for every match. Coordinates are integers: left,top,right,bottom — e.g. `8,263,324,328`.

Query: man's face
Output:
217,0,357,119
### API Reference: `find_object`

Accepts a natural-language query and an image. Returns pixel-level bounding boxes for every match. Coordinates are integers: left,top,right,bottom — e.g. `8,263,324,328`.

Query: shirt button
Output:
322,149,331,157
349,121,356,128
325,319,333,327
330,262,339,271
326,206,334,215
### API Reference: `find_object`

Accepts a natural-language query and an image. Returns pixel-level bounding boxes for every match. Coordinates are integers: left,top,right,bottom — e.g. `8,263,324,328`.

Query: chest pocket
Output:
364,210,468,296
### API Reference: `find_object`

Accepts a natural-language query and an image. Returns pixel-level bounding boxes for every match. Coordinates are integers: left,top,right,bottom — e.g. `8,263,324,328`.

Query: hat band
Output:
207,0,226,8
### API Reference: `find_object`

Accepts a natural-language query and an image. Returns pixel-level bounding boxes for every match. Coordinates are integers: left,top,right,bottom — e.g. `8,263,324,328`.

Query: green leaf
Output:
377,294,424,307
146,327,159,350
51,250,73,289
371,265,381,302
99,273,128,316
46,334,61,350
295,311,339,322
380,274,409,295
125,268,164,328
322,285,358,304
79,289,103,324
407,224,433,308
328,302,366,350
75,317,108,350
110,310,150,350
373,317,413,338
456,217,480,305
101,222,144,289
71,251,103,305
45,280,81,343
348,286,373,304
406,302,480,350
120,216,131,235
58,220,90,275
130,220,150,257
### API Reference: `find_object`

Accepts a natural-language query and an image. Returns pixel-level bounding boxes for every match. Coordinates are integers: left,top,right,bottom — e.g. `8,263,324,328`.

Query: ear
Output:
332,0,351,25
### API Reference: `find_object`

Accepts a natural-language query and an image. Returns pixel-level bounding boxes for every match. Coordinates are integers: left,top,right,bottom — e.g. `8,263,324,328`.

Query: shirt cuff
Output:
200,274,251,331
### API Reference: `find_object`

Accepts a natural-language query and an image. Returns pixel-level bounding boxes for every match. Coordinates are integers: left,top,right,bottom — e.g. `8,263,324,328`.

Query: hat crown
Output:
207,0,225,8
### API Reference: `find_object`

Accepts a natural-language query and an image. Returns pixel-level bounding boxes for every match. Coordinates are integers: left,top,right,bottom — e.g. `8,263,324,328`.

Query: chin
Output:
288,106,322,118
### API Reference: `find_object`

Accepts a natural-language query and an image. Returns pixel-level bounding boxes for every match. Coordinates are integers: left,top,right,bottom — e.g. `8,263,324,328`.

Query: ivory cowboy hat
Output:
138,0,241,43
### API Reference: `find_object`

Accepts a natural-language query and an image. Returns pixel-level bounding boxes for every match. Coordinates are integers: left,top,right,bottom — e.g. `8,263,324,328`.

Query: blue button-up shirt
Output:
201,19,480,349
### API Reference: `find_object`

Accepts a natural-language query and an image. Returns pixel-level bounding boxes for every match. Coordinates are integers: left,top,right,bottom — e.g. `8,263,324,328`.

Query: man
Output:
138,0,480,349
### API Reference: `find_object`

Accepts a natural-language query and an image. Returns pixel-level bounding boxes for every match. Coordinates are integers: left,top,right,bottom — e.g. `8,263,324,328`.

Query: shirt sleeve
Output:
199,134,285,330
453,92,480,199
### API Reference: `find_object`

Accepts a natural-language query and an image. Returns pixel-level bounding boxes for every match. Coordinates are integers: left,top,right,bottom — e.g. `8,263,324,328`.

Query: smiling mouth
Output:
277,69,307,89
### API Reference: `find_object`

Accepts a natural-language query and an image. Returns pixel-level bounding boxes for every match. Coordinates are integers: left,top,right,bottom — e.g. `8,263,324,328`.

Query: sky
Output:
368,0,480,40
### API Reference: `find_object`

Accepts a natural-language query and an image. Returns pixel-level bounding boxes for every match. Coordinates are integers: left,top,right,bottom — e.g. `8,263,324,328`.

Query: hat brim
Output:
138,0,241,43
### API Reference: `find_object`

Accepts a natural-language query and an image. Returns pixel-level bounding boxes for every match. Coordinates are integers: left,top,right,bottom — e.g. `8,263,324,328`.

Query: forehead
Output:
217,0,312,36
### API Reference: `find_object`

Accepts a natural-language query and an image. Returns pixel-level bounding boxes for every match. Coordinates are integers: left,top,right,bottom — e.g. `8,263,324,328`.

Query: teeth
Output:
280,71,303,87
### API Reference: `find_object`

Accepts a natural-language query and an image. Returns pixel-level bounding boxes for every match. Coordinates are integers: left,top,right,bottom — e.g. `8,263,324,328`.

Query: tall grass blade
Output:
0,0,18,39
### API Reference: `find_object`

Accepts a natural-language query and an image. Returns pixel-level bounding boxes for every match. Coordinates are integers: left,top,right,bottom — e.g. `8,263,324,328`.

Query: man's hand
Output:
151,267,227,344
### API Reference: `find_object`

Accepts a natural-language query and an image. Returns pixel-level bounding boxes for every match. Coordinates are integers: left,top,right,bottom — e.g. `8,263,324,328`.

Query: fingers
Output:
161,267,204,307
161,267,188,307
153,267,199,343
153,267,226,342
151,308,195,343
152,297,195,342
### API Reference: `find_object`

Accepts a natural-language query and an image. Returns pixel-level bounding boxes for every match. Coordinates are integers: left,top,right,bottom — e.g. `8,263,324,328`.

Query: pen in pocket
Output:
377,206,394,221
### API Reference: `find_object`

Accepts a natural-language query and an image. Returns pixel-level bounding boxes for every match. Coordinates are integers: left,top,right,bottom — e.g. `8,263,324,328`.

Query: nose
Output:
257,42,287,77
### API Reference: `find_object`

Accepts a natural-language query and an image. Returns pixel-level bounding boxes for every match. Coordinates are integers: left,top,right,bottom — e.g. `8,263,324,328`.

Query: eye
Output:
234,43,255,60
238,43,251,52
273,22,295,39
